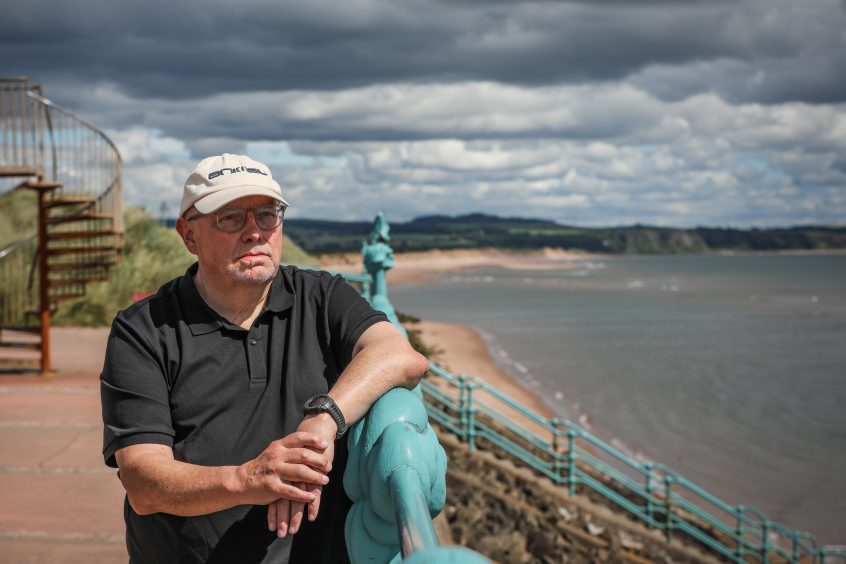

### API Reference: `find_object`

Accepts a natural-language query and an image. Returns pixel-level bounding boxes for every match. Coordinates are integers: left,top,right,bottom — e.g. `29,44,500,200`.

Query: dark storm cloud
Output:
2,0,844,105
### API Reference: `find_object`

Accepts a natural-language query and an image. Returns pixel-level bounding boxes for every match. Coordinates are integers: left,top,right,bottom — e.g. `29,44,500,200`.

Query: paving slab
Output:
0,538,127,564
0,327,128,563
0,426,103,468
0,472,125,534
0,393,101,425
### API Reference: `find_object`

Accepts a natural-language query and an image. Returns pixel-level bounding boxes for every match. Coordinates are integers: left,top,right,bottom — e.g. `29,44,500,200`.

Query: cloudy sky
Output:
3,0,845,226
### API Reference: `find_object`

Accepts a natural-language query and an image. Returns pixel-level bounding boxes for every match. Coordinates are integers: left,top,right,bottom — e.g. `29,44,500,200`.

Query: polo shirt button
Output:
249,339,257,345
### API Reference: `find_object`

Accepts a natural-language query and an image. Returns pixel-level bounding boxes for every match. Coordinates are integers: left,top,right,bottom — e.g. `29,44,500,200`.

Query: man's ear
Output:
176,218,198,255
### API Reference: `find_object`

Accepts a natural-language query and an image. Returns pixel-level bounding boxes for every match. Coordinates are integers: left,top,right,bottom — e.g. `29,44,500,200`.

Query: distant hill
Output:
282,213,846,255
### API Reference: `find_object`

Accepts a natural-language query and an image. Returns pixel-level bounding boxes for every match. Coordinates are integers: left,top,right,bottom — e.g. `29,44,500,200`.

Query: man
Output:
100,153,428,563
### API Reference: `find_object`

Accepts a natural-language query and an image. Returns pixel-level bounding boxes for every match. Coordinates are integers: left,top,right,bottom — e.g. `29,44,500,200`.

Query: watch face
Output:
307,395,329,409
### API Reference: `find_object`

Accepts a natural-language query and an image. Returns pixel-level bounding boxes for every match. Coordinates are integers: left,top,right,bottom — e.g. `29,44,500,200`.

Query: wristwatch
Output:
303,394,348,440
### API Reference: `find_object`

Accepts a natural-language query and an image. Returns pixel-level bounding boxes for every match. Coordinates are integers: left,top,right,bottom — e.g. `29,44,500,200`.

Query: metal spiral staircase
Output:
0,77,124,373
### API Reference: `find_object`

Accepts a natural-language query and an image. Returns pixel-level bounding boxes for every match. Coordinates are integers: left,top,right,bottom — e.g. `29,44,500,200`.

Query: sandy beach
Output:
320,247,594,285
323,248,585,434
414,320,556,421
324,247,588,437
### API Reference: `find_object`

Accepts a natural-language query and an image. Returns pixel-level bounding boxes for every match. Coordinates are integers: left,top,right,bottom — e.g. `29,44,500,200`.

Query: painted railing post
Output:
664,476,674,543
567,429,577,497
550,418,564,486
345,213,489,564
762,519,770,564
465,379,477,451
736,506,745,562
644,463,654,528
458,375,469,443
362,211,401,328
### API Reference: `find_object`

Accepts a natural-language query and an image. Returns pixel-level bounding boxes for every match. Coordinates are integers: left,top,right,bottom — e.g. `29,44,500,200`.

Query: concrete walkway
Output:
0,328,128,563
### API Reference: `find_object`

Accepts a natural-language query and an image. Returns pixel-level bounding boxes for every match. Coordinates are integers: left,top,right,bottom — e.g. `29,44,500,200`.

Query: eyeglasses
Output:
185,204,286,233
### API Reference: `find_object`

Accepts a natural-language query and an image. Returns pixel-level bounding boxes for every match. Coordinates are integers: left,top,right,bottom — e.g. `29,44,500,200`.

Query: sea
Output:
389,252,846,545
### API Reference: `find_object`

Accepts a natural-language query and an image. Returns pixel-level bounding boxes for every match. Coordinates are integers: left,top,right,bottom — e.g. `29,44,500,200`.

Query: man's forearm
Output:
118,449,244,516
328,324,429,427
116,432,331,517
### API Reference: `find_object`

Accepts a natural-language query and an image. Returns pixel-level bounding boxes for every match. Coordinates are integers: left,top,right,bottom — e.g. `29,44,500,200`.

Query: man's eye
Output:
219,212,243,223
257,210,276,220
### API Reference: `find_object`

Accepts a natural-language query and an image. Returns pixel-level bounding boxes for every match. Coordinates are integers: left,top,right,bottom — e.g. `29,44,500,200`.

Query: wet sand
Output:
415,320,556,421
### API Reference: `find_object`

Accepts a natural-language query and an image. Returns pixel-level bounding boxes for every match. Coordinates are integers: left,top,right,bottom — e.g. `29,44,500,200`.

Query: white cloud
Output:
81,80,845,227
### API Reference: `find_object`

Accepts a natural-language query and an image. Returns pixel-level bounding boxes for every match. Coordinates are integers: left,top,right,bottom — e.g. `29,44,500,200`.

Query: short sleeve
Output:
326,276,389,367
100,312,175,468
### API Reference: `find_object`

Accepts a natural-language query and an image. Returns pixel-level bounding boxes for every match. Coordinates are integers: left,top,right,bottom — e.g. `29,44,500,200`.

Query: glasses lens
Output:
216,208,247,232
254,205,284,230
215,205,284,232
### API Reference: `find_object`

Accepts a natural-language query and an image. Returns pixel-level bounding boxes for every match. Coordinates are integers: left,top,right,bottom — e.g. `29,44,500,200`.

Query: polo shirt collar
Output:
178,263,293,336
265,266,295,313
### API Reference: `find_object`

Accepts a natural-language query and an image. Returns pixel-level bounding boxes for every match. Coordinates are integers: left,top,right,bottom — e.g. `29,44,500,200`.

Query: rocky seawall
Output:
434,432,721,564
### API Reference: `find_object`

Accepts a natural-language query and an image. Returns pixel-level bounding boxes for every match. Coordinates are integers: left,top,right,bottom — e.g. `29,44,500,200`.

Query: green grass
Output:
53,207,196,326
0,197,318,327
0,189,38,249
52,207,318,326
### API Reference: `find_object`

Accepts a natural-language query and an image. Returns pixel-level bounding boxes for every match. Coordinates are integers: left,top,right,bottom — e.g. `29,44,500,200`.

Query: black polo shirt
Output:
100,263,387,563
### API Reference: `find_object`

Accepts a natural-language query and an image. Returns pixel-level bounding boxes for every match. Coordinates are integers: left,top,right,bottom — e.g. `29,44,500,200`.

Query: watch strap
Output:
304,394,348,440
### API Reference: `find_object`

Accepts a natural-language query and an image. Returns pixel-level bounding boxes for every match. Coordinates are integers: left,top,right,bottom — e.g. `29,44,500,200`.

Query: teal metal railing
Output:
335,212,845,564
336,215,489,564
419,365,846,564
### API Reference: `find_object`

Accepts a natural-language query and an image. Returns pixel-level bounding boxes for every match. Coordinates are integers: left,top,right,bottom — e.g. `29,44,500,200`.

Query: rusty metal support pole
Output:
37,188,51,375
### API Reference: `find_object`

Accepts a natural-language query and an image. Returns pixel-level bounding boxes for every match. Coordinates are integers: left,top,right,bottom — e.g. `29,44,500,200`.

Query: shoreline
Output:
320,247,597,286
324,247,582,436
414,320,557,423
319,246,846,285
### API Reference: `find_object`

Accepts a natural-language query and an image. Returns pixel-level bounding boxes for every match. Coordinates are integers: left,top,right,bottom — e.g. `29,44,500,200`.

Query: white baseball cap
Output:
180,153,290,216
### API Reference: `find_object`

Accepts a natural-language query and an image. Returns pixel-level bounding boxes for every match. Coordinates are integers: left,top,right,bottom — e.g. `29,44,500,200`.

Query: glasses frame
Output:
184,203,287,233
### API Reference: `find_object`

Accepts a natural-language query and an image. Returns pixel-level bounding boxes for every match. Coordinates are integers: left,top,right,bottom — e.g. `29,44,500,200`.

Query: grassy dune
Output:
0,193,316,327
54,207,317,326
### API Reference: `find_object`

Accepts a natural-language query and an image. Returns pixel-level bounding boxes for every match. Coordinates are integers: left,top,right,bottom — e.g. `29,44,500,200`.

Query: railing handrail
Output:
24,90,124,169
420,358,843,563
0,234,37,260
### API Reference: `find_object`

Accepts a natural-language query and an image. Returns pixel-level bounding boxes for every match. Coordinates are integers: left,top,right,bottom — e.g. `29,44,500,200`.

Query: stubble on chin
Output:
227,260,277,285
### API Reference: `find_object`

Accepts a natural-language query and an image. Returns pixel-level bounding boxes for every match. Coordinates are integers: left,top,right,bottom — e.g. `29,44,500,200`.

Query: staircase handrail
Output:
1,78,124,372
0,234,37,260
18,85,124,236
0,235,39,327
24,89,124,181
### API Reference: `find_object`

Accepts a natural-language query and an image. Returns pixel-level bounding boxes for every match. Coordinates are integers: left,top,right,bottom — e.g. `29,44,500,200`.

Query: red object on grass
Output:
131,291,153,303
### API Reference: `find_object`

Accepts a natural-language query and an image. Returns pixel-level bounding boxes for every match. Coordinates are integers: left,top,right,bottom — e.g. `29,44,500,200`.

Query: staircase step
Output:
47,230,119,241
46,245,118,256
47,260,116,271
0,325,41,334
47,212,114,225
16,179,63,191
0,341,41,350
0,166,41,177
0,357,41,369
47,286,86,297
24,306,58,317
49,292,86,302
43,196,95,209
49,277,107,287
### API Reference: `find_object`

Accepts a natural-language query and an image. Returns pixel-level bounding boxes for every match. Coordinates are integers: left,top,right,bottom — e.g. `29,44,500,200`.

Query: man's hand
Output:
267,413,337,537
114,432,331,517
265,321,428,537
236,431,332,506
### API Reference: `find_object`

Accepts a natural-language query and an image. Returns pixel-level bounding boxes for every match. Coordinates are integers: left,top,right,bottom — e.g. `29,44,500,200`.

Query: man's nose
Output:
239,210,264,241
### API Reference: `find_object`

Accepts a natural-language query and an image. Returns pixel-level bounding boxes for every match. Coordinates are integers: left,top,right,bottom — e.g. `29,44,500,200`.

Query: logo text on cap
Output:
207,166,269,180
